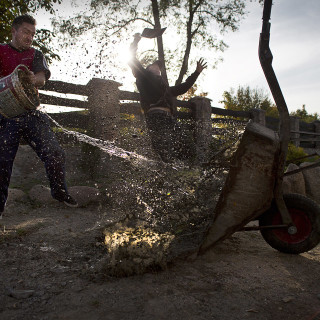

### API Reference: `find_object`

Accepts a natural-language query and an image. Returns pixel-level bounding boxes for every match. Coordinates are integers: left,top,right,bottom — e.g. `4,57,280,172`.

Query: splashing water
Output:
47,113,154,162
45,112,246,276
46,113,187,171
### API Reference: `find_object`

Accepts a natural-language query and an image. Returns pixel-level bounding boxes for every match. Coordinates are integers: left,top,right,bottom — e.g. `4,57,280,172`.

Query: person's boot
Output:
53,191,78,208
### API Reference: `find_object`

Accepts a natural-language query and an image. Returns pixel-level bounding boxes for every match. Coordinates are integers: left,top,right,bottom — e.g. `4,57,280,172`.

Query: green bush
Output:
286,143,314,165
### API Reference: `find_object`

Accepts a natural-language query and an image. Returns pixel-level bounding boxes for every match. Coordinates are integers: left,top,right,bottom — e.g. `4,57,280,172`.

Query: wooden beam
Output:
119,90,140,101
212,118,247,124
290,137,320,142
174,99,193,109
210,107,251,118
42,80,89,96
39,93,88,109
290,130,320,136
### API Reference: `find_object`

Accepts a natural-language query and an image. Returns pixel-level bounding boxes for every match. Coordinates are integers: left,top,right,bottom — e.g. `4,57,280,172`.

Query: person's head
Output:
11,14,36,51
146,60,162,76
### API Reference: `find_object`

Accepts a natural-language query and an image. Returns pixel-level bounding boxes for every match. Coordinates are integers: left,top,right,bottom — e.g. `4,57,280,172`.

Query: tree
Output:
220,85,277,116
52,0,262,84
290,105,320,123
162,0,247,85
0,0,61,63
180,84,208,101
221,87,320,123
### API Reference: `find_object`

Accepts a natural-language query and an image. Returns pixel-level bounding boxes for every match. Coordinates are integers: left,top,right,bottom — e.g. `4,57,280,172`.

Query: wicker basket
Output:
0,64,40,118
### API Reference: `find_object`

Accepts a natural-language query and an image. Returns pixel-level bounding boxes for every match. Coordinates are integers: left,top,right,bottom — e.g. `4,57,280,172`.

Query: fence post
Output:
290,116,300,147
190,97,212,163
314,121,320,149
251,108,266,126
87,78,121,141
83,78,121,176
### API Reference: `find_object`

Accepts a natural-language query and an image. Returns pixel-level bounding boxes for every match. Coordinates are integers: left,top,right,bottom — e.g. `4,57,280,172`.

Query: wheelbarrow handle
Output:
259,0,290,150
262,0,272,24
259,0,293,226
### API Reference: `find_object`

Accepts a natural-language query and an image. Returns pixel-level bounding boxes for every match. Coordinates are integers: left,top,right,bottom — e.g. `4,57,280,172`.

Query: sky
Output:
34,0,320,114
205,0,320,114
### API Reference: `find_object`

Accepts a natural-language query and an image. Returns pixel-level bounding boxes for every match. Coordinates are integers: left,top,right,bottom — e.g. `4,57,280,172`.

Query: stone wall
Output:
283,162,320,204
11,144,88,191
8,143,108,208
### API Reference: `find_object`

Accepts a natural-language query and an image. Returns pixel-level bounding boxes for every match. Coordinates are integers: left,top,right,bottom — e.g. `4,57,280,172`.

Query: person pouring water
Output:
0,14,78,219
129,31,207,163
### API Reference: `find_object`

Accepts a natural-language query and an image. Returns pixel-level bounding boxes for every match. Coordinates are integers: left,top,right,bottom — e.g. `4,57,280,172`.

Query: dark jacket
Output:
129,57,199,114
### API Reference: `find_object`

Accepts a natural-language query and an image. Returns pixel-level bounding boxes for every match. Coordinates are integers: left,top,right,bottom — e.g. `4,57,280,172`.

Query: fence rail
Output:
42,80,89,96
40,78,320,155
39,93,88,109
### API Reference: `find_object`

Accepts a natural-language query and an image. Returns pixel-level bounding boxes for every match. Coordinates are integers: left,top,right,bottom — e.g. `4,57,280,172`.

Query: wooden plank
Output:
42,80,89,96
174,99,193,109
212,118,247,124
119,90,140,101
291,130,320,136
291,137,320,142
210,107,251,118
118,93,192,110
284,161,320,177
39,93,88,109
299,120,314,132
119,104,192,120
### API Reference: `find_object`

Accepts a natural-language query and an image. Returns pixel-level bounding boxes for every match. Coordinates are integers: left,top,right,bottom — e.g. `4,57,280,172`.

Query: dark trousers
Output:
0,111,68,211
145,111,195,163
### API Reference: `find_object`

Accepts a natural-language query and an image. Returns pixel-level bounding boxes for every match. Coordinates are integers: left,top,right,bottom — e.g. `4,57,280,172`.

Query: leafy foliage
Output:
52,0,255,84
286,143,308,165
0,0,61,64
180,84,208,101
220,85,279,117
290,105,320,123
221,86,320,123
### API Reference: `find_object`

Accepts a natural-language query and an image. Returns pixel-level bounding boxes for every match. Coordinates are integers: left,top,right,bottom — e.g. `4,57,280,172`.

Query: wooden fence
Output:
40,78,320,161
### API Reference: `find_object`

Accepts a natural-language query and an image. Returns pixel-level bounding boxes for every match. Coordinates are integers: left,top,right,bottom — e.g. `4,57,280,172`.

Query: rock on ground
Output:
300,162,320,203
68,186,101,207
28,185,57,205
7,188,28,203
283,163,306,196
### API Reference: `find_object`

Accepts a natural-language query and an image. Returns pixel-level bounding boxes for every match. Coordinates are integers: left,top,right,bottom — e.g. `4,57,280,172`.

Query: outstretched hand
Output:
130,33,142,54
196,58,207,73
133,33,142,43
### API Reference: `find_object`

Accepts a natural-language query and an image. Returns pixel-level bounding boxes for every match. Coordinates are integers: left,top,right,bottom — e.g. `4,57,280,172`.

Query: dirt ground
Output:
0,199,319,320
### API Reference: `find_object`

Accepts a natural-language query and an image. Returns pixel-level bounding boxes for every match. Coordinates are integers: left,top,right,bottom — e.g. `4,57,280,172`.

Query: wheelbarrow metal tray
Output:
200,121,280,252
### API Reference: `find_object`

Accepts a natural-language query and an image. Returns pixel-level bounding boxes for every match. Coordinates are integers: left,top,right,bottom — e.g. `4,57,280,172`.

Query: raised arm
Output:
170,58,207,97
128,33,146,78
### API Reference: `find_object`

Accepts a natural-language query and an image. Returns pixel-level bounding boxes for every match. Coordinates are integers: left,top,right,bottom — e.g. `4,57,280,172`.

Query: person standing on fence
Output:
0,14,78,218
129,33,207,163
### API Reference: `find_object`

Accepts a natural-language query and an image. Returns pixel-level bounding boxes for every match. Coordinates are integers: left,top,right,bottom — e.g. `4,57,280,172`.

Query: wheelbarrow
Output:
199,0,320,254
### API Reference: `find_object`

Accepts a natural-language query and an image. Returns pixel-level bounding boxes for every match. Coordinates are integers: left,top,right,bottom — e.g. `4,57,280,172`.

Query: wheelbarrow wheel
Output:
259,193,320,254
